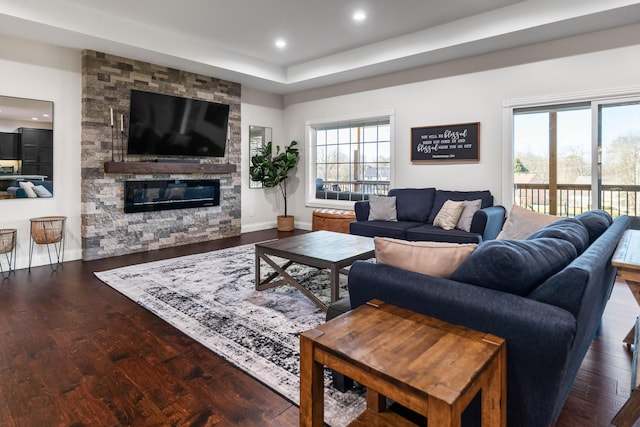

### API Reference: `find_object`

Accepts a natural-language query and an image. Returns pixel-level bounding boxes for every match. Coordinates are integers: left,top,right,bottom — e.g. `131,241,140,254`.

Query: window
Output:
513,103,591,216
508,95,640,218
306,112,393,207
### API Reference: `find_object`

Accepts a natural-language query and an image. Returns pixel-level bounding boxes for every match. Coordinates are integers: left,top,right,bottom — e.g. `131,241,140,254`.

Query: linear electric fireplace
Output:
124,179,220,213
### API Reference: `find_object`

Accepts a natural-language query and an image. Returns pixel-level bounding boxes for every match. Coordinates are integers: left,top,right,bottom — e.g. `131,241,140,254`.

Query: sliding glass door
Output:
511,98,640,218
599,102,640,217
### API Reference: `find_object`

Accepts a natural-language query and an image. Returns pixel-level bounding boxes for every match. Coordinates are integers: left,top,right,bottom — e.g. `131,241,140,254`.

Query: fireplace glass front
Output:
124,179,220,213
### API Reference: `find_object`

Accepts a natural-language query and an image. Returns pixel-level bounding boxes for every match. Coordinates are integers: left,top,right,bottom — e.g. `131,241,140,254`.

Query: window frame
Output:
305,110,395,209
502,86,640,215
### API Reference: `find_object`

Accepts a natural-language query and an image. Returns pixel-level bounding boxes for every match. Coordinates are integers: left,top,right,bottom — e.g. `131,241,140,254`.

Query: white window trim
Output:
501,85,640,210
305,110,395,209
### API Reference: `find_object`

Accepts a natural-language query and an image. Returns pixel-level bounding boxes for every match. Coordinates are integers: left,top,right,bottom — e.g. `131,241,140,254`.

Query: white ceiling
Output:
1,0,640,94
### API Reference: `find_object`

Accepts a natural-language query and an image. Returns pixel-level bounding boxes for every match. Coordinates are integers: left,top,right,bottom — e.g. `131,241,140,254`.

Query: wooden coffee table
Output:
300,299,507,426
254,230,374,310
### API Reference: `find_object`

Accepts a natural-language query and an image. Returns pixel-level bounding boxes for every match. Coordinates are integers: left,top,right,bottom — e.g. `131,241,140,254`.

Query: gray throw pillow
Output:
368,195,397,221
33,185,53,198
456,199,482,232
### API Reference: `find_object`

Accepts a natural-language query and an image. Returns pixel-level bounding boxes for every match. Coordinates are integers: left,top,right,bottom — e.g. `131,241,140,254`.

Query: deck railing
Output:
320,180,390,196
515,184,640,217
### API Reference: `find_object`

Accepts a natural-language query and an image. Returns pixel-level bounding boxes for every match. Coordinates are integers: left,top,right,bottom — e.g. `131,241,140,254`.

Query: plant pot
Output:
277,215,295,232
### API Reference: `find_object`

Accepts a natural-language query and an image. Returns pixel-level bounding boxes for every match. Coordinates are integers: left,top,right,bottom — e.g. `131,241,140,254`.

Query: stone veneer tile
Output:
81,50,241,260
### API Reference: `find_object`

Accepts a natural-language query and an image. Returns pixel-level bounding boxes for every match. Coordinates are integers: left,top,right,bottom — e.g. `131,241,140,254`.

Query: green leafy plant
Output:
250,140,299,217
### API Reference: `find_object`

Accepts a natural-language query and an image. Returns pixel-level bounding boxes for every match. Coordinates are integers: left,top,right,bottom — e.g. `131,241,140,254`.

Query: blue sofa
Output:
343,210,629,426
350,188,506,243
6,180,53,198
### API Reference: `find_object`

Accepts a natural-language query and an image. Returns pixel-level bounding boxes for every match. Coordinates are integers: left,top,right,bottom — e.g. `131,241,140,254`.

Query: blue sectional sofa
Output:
6,179,53,198
342,210,629,426
350,188,506,243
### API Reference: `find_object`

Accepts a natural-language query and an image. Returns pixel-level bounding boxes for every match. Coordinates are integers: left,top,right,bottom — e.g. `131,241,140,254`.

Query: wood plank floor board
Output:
0,228,637,426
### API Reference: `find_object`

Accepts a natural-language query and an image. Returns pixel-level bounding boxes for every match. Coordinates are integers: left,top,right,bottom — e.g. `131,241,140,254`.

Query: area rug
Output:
94,243,366,427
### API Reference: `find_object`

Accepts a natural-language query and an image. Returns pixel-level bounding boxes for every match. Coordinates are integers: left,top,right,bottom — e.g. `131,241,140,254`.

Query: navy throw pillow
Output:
575,210,612,244
450,238,577,296
527,218,590,254
388,188,435,223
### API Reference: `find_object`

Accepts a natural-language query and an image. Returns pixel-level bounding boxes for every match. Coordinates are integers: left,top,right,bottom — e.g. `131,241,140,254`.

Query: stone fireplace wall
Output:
81,50,241,260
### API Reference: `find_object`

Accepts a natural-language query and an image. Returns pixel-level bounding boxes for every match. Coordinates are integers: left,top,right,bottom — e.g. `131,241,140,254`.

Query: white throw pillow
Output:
375,237,477,278
368,195,397,221
456,199,483,232
19,181,38,198
497,204,560,240
433,200,465,230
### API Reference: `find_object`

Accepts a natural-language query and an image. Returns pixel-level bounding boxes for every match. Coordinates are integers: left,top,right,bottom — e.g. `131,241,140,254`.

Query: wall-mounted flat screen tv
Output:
127,90,230,157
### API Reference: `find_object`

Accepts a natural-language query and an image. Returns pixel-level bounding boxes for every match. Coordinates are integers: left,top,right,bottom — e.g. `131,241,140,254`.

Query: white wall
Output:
0,34,82,269
240,87,289,232
2,23,640,256
282,24,640,228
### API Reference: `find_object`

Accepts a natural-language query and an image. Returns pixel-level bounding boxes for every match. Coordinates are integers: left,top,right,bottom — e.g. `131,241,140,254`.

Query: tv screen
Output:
127,90,229,157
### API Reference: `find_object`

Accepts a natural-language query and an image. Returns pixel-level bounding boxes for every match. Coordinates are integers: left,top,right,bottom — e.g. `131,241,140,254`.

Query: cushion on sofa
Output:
368,195,397,221
19,181,38,198
388,188,436,222
427,190,493,224
433,200,465,230
527,218,590,254
405,224,483,244
450,238,577,296
456,199,483,232
575,210,613,244
375,237,477,278
350,220,424,239
497,205,559,240
33,185,53,198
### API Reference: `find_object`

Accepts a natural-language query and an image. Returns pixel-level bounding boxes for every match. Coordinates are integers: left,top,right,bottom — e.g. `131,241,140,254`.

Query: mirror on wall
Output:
249,125,272,189
0,96,54,199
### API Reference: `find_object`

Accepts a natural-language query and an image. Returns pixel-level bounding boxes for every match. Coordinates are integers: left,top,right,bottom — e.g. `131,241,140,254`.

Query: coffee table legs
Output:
255,251,329,310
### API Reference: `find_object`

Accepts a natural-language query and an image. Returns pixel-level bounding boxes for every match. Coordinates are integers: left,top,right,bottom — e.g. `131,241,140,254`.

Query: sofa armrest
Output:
353,200,370,221
348,261,576,427
6,186,26,198
469,205,506,241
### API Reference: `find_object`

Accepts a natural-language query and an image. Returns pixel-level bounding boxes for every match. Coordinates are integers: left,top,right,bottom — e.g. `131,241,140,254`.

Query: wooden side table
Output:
300,299,506,426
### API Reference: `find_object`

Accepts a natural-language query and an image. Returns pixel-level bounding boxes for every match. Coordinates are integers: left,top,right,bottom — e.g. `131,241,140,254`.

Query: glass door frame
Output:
502,87,640,214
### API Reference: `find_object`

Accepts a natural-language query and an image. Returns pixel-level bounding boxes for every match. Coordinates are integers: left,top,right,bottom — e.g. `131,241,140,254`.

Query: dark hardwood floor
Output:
0,228,637,426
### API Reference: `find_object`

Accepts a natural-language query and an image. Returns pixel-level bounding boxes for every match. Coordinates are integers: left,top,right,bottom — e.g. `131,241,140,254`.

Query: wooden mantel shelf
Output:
104,161,236,174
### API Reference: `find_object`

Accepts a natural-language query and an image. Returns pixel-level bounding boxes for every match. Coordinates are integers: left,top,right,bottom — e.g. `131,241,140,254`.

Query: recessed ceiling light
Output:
353,10,366,22
43,113,50,118
275,38,287,49
32,117,39,121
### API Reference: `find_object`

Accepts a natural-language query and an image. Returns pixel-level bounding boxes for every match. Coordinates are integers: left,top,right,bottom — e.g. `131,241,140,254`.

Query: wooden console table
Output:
612,229,640,345
611,229,640,427
300,299,506,426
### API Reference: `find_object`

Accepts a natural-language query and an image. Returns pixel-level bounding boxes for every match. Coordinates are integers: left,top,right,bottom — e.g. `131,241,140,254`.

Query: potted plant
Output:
250,140,299,231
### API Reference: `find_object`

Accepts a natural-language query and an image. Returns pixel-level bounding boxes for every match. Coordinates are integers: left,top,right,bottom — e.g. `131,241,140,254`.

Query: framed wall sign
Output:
411,122,480,162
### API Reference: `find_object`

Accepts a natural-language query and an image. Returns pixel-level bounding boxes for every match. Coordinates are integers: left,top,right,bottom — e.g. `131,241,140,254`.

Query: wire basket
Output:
0,229,16,254
30,216,66,245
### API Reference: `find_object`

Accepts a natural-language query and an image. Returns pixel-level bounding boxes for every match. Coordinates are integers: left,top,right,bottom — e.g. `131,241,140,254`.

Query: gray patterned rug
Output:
94,243,365,427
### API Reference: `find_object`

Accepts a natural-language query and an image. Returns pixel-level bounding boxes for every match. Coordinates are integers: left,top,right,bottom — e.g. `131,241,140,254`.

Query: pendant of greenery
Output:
250,140,299,217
